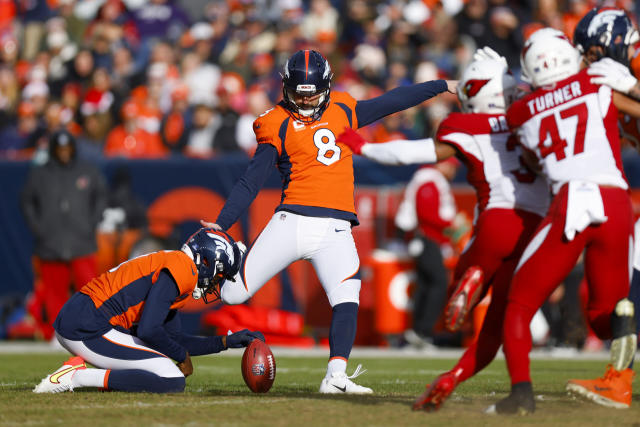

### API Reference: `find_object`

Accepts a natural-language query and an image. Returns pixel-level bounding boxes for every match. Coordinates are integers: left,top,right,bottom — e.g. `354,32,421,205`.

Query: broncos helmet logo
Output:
463,79,491,98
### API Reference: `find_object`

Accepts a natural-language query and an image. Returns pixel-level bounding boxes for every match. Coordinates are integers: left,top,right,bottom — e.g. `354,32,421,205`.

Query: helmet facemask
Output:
183,228,241,304
281,49,333,124
282,84,330,124
192,253,229,304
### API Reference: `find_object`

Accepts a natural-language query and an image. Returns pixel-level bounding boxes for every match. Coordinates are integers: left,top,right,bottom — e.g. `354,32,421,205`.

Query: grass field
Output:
1,350,638,426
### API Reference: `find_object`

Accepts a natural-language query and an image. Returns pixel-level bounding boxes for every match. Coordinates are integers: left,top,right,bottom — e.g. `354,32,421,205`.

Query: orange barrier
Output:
370,249,415,335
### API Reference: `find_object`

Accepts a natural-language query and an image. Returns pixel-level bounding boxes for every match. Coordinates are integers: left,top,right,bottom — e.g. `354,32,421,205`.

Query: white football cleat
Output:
33,356,86,393
319,364,373,394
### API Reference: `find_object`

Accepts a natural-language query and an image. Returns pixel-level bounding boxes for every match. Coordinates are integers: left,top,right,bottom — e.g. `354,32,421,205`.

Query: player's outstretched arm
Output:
337,127,456,165
355,80,454,128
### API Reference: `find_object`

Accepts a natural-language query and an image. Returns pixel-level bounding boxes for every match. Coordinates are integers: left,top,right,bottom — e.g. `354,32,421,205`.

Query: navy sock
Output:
329,302,358,359
107,369,185,393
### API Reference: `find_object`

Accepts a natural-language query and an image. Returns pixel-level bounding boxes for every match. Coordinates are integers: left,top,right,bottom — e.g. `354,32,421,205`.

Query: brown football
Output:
241,339,276,393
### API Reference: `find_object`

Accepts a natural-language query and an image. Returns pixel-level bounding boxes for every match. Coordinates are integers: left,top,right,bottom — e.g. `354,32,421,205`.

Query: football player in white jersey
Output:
338,50,550,411
487,29,640,415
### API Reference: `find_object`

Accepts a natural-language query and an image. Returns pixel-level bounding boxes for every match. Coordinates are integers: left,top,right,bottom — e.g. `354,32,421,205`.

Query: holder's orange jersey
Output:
80,250,197,330
253,91,359,214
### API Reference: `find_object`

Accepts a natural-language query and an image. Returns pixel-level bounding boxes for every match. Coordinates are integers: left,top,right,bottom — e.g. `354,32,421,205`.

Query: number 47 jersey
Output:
507,68,628,194
253,91,360,220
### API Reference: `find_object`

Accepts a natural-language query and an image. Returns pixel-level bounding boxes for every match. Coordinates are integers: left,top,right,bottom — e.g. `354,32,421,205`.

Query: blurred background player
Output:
337,47,549,411
201,49,456,394
564,7,640,409
34,227,264,394
395,159,460,349
489,28,639,414
21,129,107,341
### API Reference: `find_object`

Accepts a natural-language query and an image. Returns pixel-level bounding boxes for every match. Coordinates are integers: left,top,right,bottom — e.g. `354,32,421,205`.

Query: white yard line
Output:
0,341,616,361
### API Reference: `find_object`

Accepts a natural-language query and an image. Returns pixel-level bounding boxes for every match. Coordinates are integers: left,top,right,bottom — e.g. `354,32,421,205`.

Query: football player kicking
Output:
201,49,456,394
34,228,264,394
337,47,550,410
563,7,640,409
487,28,640,414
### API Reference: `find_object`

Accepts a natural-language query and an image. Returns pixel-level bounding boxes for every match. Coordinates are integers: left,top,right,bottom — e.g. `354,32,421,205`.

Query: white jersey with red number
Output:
436,112,549,216
507,69,628,194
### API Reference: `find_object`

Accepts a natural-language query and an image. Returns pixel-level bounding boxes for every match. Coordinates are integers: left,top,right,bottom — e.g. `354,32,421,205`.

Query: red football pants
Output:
451,208,542,382
453,208,542,298
39,254,97,327
503,186,633,384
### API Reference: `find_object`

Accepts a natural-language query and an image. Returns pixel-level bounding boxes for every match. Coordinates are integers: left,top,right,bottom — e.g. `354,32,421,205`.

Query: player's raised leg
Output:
414,258,517,410
310,217,371,394
221,212,302,305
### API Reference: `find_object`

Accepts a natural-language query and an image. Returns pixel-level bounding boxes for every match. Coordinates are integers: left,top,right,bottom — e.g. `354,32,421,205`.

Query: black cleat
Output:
485,382,535,415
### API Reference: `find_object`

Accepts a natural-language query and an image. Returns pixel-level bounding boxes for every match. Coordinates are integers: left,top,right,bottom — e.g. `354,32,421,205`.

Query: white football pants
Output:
221,211,361,307
56,329,184,378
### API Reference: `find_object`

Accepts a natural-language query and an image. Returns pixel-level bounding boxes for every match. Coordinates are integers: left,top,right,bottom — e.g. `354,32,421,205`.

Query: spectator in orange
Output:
561,0,592,38
160,83,189,154
104,100,168,158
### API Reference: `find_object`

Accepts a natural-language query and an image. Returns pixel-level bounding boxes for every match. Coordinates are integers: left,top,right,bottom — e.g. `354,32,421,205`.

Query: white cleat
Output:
319,364,373,394
33,356,86,393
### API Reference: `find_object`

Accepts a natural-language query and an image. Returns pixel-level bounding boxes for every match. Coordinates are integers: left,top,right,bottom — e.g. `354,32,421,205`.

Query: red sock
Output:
503,301,536,385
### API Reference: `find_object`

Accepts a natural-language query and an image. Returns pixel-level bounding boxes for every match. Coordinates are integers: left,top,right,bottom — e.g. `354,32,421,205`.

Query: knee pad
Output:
610,298,637,371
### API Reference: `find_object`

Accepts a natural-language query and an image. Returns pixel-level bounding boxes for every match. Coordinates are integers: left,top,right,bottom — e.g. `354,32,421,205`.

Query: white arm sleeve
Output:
360,138,437,165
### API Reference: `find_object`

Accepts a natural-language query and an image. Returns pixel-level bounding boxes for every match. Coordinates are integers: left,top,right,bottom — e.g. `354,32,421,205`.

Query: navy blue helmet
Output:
573,7,638,65
281,49,333,123
182,228,241,303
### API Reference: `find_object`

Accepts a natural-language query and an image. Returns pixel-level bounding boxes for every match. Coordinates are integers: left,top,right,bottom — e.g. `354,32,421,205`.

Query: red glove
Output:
336,127,366,155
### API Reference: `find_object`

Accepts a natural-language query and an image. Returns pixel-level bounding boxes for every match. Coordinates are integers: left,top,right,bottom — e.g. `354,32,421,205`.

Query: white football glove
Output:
588,57,638,94
472,46,507,68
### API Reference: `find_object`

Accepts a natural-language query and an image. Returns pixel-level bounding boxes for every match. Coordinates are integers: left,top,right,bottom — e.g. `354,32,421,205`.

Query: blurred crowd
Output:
0,0,638,162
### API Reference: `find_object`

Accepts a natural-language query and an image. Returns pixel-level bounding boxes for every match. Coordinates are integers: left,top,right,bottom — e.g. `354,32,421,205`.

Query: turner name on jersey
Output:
508,68,627,194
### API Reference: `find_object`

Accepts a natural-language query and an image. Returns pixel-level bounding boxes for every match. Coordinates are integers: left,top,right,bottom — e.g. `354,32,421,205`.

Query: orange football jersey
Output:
80,250,197,329
253,91,359,214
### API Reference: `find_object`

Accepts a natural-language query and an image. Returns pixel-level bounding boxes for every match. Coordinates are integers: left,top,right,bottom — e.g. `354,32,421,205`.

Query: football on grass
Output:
241,339,276,393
